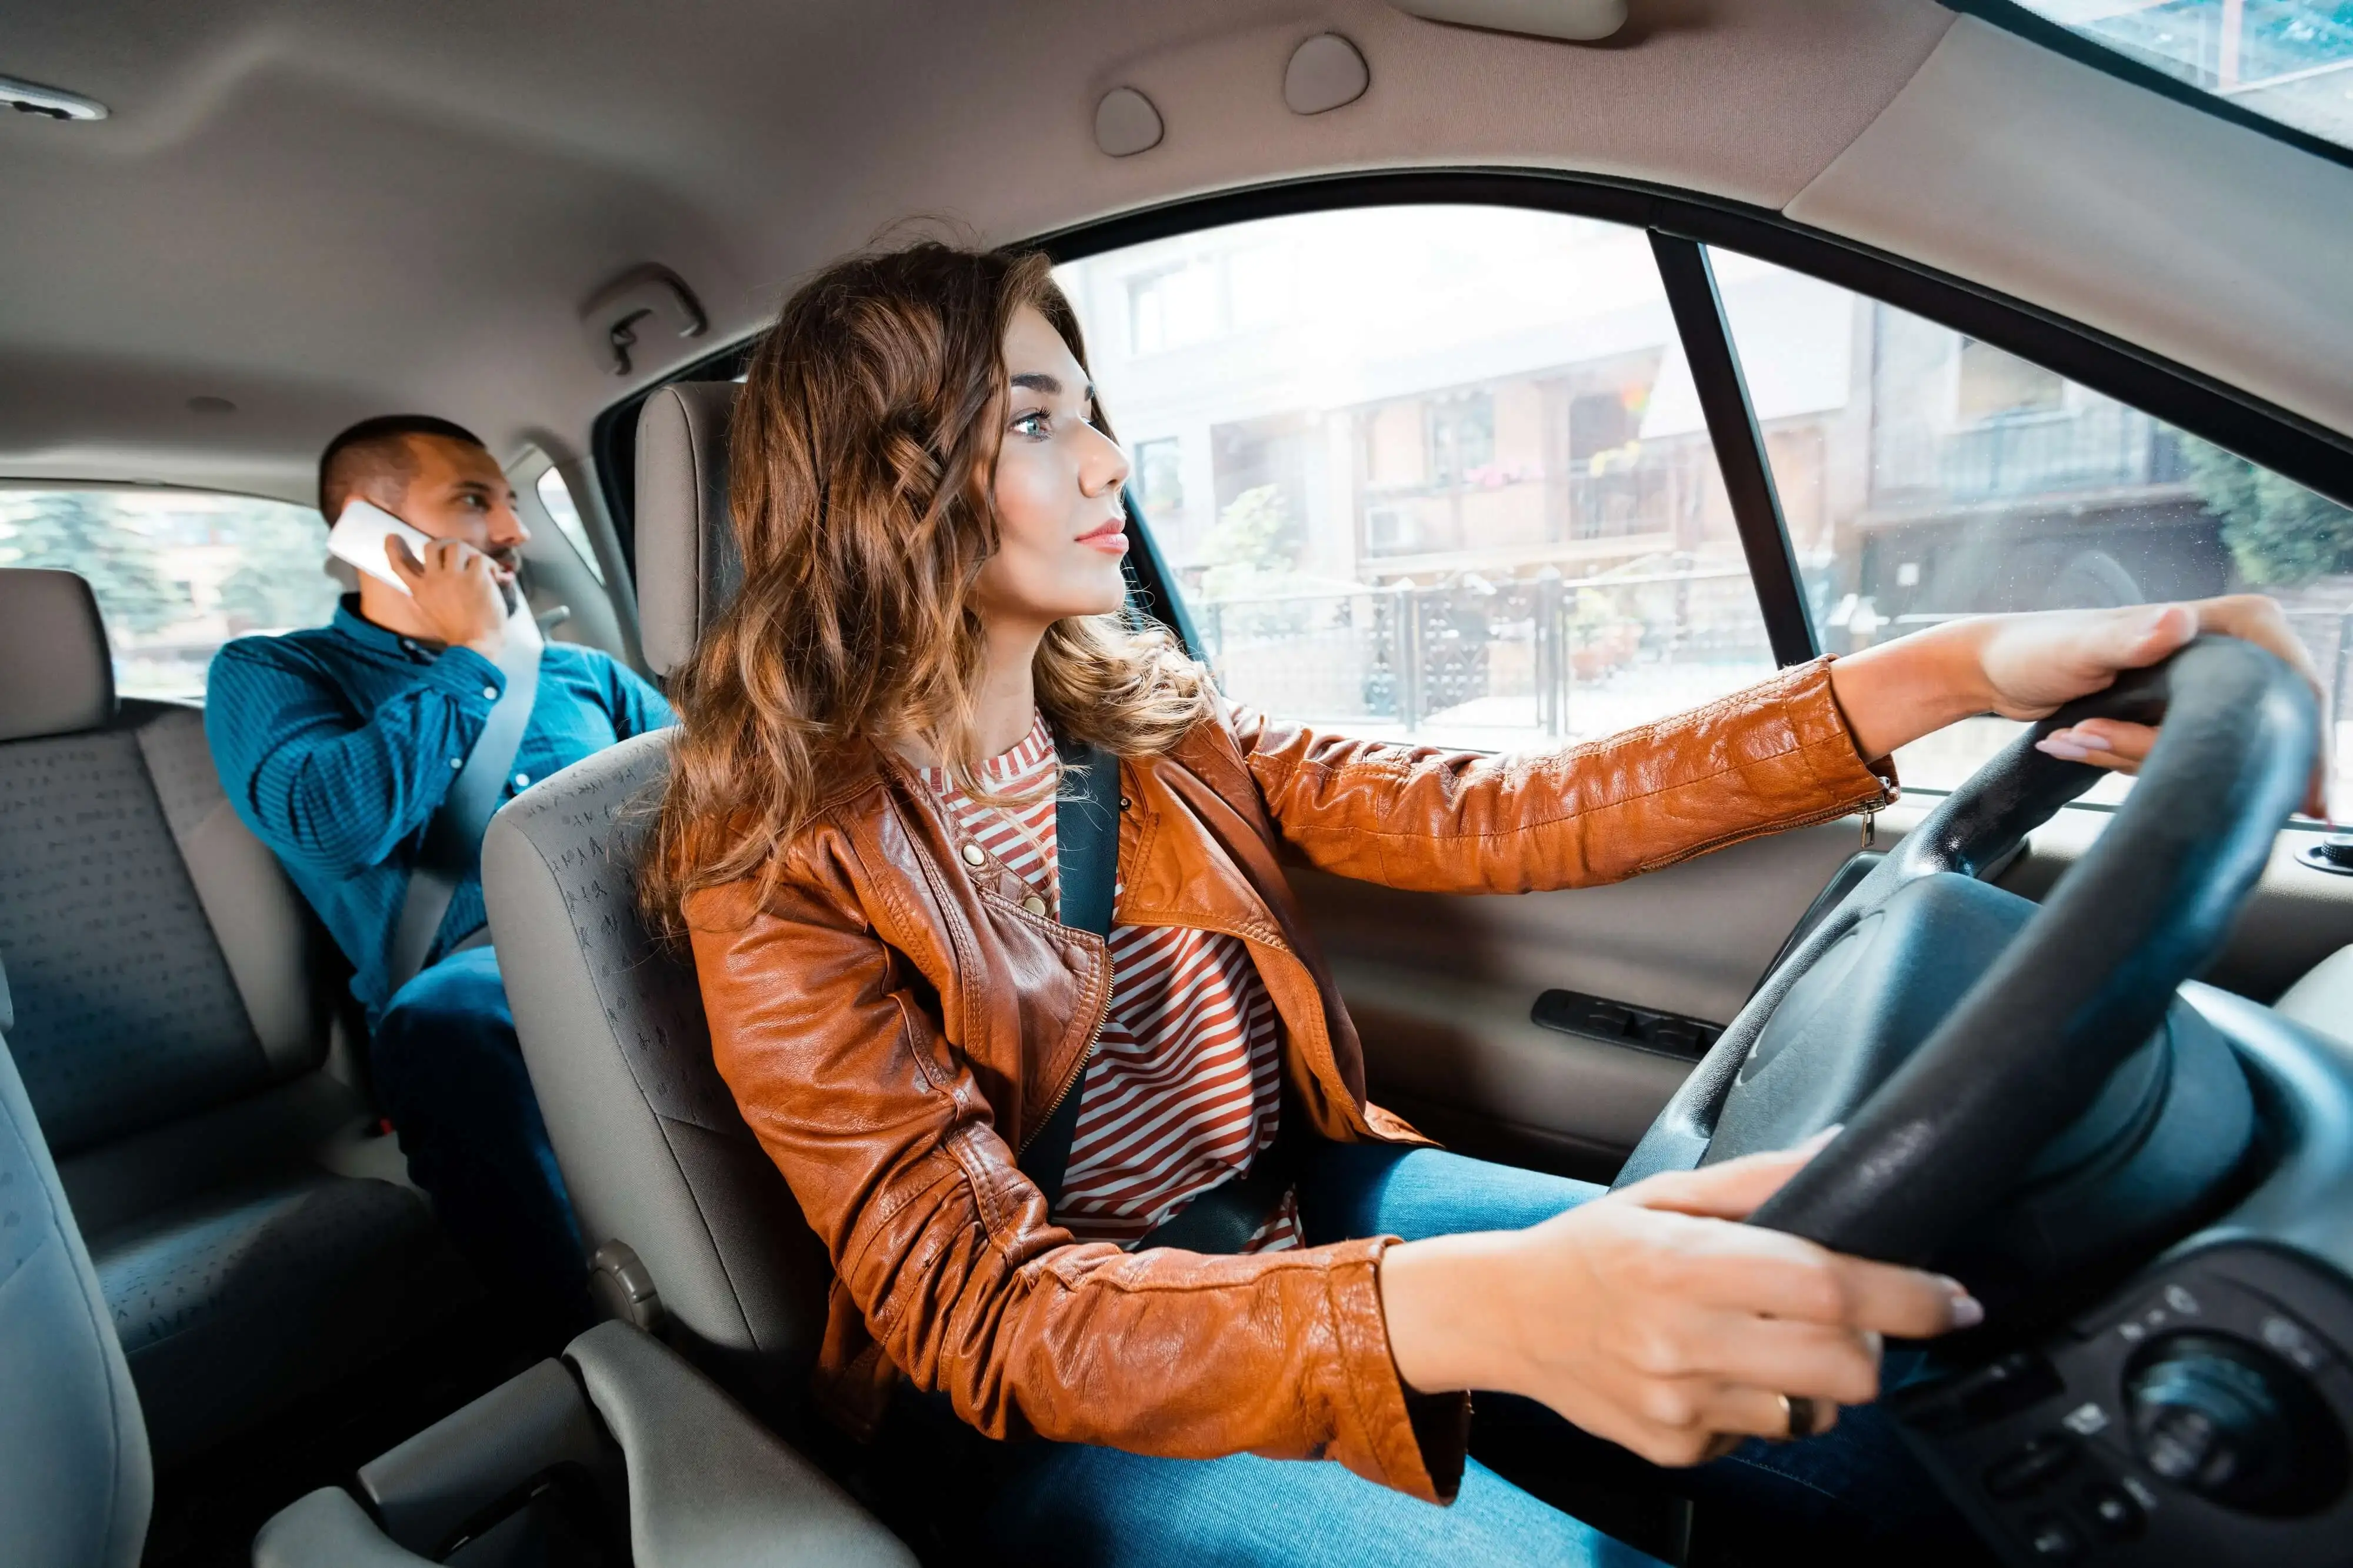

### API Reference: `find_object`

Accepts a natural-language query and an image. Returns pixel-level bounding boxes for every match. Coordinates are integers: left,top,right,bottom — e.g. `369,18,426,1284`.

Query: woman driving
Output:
644,241,2314,1566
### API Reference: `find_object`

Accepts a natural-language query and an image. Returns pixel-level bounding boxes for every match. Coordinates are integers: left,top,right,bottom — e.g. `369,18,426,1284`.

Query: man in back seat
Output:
206,415,672,1340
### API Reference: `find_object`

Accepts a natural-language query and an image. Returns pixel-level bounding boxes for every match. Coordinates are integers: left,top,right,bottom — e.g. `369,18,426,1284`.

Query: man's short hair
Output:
318,413,488,522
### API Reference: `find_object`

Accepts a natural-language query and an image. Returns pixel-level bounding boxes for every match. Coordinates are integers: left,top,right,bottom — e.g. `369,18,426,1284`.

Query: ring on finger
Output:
1774,1393,1824,1442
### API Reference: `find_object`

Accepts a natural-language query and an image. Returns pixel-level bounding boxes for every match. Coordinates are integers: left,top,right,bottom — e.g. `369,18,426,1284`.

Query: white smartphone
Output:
326,499,436,596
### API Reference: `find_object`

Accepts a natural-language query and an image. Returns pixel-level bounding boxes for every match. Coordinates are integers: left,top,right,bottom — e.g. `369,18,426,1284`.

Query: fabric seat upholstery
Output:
0,956,152,1568
482,739,830,1408
484,383,834,1409
0,568,461,1464
94,1174,445,1460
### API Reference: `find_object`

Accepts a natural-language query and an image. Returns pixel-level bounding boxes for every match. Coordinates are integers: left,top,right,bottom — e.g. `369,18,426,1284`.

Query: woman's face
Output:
972,303,1132,632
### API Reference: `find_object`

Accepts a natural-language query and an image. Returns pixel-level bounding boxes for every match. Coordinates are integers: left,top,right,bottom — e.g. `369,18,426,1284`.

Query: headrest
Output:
635,382,742,678
0,569,115,743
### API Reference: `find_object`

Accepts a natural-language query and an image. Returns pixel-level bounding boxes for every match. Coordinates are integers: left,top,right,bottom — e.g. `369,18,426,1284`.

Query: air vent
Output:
0,74,108,122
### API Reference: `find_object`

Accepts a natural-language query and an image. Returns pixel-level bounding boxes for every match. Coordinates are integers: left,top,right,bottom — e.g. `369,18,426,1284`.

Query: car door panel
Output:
1314,799,2353,1178
1299,808,1895,1177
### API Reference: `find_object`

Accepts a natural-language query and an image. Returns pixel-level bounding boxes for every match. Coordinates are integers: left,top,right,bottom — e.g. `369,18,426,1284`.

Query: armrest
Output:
252,1489,435,1568
563,1320,916,1567
355,1357,622,1556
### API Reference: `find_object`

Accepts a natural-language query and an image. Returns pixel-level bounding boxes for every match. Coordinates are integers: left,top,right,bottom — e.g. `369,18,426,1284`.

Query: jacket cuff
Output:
1782,655,1901,806
1328,1236,1468,1503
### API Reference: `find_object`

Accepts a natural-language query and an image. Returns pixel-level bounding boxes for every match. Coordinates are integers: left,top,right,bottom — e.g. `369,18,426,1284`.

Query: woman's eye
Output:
1011,410,1050,438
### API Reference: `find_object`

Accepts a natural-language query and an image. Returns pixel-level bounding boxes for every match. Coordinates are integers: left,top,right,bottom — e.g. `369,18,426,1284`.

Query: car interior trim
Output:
594,167,2353,678
1938,0,2353,178
1648,233,1819,667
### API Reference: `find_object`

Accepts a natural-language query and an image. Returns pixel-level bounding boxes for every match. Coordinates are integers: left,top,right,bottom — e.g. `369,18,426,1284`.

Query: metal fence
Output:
1195,565,1771,740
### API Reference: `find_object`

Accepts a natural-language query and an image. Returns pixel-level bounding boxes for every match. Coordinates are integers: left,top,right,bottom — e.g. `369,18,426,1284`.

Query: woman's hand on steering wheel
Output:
1828,595,2328,818
2009,597,2328,816
1378,1132,1981,1467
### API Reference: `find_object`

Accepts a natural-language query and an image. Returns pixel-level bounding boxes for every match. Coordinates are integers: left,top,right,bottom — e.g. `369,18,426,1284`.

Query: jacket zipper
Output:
1019,947,1113,1156
1636,793,1891,877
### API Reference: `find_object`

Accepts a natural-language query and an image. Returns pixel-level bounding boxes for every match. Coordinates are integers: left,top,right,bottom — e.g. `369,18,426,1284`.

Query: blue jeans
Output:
370,946,589,1337
899,1141,1965,1568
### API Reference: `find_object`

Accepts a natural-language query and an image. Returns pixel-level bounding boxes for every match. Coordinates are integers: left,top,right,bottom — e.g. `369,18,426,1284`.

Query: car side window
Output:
535,466,606,585
1708,249,2353,802
1055,208,1778,752
0,488,338,702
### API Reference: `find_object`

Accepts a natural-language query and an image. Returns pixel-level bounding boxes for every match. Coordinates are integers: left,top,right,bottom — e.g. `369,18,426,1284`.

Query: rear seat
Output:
0,567,464,1464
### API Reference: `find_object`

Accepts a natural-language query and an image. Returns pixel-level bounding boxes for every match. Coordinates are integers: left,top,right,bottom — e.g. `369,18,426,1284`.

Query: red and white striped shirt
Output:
922,714,1302,1253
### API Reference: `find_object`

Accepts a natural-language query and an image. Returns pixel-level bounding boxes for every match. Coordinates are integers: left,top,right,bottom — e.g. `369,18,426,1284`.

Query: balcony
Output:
1871,404,2189,510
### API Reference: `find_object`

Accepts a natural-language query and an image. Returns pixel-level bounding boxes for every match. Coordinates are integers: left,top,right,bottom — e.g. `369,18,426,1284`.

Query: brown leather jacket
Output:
686,658,1894,1502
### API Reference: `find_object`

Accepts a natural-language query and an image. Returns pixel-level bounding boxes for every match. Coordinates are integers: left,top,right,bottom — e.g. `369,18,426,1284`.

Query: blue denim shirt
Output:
205,596,672,1023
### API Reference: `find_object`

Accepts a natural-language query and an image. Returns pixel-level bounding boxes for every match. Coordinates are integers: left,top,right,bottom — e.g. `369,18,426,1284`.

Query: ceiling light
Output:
0,74,108,121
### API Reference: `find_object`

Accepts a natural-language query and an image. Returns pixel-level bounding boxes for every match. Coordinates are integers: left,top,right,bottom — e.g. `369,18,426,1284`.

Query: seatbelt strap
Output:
1132,1133,1297,1255
1018,730,1295,1253
1018,731,1118,1209
385,599,544,992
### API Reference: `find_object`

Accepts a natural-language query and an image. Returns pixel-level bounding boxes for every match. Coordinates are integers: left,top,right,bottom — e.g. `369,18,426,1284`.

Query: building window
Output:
1427,393,1496,487
1128,261,1220,355
1134,438,1185,519
1125,248,1295,355
1956,336,2066,423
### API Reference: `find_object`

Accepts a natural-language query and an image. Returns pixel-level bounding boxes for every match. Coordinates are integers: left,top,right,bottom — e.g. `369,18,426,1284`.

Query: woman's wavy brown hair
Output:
643,240,1212,929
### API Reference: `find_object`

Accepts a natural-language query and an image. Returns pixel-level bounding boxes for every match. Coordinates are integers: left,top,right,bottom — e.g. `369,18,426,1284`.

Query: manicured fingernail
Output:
2071,732,2112,752
1941,1279,1985,1329
2036,737,2089,761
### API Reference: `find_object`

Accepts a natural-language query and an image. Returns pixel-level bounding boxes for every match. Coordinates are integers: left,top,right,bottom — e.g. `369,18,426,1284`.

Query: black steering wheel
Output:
1614,636,2318,1285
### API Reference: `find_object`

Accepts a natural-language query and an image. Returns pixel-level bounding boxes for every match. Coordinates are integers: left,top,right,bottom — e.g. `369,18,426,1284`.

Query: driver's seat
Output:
479,384,826,1410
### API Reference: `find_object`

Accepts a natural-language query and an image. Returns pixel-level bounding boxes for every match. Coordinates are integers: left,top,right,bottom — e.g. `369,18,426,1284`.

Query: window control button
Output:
1651,1022,1700,1054
1985,1434,2078,1499
1587,1003,1632,1036
1894,1350,2062,1434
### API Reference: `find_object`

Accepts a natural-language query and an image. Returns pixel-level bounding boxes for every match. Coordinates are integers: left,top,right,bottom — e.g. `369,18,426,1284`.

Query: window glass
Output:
0,488,338,702
1710,248,2353,806
1055,208,1775,753
2009,1,2353,152
535,466,606,585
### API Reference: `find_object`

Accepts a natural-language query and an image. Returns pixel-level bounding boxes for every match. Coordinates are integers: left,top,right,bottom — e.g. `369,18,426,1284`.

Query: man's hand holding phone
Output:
386,535,511,658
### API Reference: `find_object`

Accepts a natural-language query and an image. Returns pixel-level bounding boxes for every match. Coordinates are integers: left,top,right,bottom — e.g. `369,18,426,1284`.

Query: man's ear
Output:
349,478,416,529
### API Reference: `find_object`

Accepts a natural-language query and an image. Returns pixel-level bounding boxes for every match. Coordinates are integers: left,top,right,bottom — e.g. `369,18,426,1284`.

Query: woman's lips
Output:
1077,518,1130,555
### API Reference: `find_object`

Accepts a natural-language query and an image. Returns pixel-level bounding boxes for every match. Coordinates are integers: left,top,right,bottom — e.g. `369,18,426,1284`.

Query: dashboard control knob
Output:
2125,1333,2348,1514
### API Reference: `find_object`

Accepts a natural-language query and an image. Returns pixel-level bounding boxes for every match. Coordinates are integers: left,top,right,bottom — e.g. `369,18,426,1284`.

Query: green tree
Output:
0,493,185,634
2182,435,2353,587
1198,484,1298,600
215,504,339,631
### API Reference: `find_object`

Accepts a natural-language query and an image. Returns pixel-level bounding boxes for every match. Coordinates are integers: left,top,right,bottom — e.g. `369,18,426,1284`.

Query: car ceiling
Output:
2,0,2348,508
